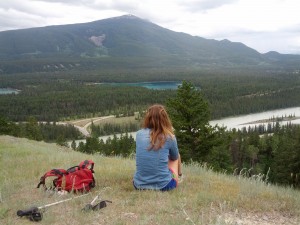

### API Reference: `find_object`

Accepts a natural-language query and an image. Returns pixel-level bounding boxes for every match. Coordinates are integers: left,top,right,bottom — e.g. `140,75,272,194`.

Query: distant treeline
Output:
90,121,139,136
0,116,83,144
1,69,300,121
74,133,136,157
229,123,300,188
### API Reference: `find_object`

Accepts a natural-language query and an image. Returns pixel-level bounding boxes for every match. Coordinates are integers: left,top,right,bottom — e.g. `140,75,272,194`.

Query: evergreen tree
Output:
77,142,85,152
270,126,300,188
71,140,77,150
84,137,100,154
25,116,42,141
167,81,221,162
206,126,233,172
0,116,13,134
56,135,69,147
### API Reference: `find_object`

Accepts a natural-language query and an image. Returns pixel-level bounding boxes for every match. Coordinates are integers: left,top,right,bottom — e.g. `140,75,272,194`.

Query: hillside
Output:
1,15,300,73
1,135,299,224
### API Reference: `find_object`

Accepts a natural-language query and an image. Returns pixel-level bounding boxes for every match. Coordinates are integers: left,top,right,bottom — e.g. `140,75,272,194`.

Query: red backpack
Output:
37,160,95,192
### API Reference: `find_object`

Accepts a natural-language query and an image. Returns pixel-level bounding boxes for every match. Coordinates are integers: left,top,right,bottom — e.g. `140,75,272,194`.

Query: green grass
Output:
1,135,300,224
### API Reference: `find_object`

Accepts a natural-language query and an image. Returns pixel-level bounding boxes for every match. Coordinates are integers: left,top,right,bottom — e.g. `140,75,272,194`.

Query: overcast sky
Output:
1,0,299,54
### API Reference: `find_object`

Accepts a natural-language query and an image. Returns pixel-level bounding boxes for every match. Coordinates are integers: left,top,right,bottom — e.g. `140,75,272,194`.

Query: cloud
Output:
0,0,125,31
0,1,49,30
180,0,238,12
209,27,300,54
31,0,139,11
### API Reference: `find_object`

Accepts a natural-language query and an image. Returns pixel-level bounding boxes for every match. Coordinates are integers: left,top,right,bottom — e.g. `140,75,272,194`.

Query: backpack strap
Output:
37,169,68,189
66,166,80,173
79,160,94,172
79,160,96,190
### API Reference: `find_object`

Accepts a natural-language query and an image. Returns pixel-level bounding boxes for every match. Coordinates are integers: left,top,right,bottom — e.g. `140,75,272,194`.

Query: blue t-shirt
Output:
133,128,179,190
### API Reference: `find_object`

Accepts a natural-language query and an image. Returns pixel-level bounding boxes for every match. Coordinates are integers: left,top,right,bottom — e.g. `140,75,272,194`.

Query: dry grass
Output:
1,135,300,225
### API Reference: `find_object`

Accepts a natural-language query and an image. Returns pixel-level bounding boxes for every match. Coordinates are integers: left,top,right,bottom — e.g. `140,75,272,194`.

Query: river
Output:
69,106,300,147
210,106,300,130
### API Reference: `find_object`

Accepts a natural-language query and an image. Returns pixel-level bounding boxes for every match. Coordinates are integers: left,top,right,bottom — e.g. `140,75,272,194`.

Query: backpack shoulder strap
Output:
37,169,68,189
79,160,94,172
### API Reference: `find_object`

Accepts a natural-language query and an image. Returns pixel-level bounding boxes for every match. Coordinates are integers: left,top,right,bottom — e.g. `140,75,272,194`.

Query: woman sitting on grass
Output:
133,104,182,191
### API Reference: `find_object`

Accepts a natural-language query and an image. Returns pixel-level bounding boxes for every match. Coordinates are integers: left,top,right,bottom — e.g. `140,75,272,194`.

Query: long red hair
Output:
143,104,174,150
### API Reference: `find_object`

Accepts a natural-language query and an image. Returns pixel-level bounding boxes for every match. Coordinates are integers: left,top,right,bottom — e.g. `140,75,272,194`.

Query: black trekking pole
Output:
82,194,112,212
17,193,89,222
82,194,100,211
17,206,42,222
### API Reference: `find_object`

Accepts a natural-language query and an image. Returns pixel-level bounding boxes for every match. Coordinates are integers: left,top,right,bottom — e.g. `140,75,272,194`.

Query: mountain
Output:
0,14,300,73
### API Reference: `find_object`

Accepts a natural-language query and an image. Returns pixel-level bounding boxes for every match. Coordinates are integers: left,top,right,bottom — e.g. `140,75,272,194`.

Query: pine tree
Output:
71,140,77,150
0,116,13,134
25,116,42,141
167,81,218,162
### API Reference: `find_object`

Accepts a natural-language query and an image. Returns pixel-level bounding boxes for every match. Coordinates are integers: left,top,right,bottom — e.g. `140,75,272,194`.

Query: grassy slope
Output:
0,136,299,225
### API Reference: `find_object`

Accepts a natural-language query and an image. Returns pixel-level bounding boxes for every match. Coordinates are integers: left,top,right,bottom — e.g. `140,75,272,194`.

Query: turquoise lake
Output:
104,81,181,90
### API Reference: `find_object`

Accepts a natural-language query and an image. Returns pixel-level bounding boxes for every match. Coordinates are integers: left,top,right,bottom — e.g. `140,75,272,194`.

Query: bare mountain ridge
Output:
0,14,299,73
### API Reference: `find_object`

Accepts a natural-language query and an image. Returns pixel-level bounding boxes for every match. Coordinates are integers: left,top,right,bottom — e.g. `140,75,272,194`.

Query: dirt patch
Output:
223,211,299,225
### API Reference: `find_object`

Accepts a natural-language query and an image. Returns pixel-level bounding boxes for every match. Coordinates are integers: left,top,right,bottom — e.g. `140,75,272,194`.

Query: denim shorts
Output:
160,168,178,191
160,178,177,191
133,169,178,191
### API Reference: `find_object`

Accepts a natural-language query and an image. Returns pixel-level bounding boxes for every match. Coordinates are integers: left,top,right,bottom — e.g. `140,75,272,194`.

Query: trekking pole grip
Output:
17,206,43,221
17,207,38,217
